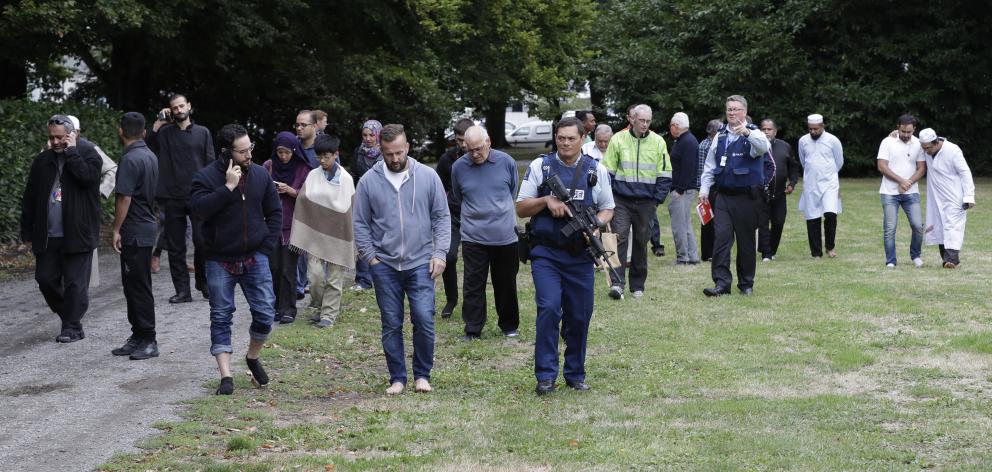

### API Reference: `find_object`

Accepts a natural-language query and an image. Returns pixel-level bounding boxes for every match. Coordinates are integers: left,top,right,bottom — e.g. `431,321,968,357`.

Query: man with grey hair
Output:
699,95,770,296
450,125,520,339
21,115,103,342
581,124,613,161
602,104,671,299
666,112,700,264
698,119,722,261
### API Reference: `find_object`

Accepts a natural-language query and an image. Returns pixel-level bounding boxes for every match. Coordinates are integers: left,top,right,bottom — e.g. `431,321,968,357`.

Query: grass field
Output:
101,175,992,471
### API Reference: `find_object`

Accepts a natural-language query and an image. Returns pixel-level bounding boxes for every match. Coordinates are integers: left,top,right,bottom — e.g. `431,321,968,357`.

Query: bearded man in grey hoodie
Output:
353,124,451,395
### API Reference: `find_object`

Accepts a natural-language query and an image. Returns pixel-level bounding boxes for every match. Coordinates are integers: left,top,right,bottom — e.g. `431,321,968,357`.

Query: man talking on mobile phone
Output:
20,115,103,343
149,93,215,303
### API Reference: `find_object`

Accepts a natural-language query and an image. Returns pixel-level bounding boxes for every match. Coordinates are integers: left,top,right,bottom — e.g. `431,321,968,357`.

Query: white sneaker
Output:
762,258,771,262
886,263,896,269
913,258,923,268
632,290,644,298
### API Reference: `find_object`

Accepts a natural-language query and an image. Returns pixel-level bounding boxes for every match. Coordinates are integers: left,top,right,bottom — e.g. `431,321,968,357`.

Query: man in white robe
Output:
919,128,975,268
798,113,843,258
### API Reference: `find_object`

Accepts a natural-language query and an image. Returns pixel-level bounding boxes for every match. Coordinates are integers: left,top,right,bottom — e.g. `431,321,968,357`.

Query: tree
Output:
413,0,597,147
591,0,992,174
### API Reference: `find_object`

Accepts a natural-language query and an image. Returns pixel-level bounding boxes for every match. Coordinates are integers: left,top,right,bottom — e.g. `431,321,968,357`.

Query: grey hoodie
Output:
353,157,450,271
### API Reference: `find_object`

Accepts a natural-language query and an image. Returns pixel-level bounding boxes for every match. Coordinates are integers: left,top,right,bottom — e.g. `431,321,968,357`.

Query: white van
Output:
505,120,553,148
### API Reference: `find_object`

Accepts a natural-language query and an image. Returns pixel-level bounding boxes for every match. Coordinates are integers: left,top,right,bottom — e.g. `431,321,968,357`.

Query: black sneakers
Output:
129,340,159,360
111,337,141,356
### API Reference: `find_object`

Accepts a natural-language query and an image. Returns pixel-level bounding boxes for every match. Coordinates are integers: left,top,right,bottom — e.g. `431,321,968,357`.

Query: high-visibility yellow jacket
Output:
602,129,672,202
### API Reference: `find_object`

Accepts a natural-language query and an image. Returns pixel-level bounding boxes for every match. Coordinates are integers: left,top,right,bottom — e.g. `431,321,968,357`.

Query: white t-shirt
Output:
877,135,924,195
581,141,605,161
384,165,408,191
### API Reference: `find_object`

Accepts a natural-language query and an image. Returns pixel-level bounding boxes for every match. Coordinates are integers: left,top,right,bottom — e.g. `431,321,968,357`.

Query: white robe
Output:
798,131,844,219
924,140,974,250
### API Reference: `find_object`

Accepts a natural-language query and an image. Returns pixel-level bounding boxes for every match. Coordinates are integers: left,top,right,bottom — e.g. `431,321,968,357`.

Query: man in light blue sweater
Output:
451,126,520,340
353,124,451,395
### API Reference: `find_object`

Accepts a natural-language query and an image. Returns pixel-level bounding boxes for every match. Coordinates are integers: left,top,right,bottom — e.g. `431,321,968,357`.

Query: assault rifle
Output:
544,174,622,283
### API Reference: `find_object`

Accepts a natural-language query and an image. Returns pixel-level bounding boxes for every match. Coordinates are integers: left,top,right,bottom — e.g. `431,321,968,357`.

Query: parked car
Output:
505,120,553,148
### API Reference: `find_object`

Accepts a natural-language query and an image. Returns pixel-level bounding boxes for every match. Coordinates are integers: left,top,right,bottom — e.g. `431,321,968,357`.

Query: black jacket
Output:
148,122,215,200
20,140,103,253
190,158,282,262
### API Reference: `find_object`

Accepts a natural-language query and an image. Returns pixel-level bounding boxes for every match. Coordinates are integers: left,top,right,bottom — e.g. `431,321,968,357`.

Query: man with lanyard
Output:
516,117,615,395
699,95,771,296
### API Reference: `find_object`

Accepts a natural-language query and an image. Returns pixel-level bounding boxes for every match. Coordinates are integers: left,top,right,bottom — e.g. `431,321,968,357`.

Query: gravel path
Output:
0,251,257,471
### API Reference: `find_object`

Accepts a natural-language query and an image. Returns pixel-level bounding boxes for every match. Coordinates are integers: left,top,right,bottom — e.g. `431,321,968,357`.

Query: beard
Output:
173,111,189,122
386,158,407,172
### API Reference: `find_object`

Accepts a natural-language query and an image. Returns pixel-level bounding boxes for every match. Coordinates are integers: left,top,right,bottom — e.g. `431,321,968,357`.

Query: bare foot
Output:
827,250,837,258
414,378,432,393
385,382,404,395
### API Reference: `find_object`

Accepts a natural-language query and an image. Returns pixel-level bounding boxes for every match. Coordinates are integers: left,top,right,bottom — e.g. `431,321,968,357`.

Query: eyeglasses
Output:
294,123,314,129
232,142,255,157
726,108,745,113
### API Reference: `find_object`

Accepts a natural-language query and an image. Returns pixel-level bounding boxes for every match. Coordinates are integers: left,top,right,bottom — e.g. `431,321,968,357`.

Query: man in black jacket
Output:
191,124,281,395
757,119,800,261
149,94,215,303
21,115,103,343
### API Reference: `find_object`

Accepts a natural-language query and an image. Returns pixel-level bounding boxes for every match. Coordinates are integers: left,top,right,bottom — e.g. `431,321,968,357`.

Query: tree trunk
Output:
483,101,508,148
0,59,27,99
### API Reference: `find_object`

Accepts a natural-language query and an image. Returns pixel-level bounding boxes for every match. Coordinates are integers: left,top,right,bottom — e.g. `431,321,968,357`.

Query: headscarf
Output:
270,131,312,183
360,119,383,159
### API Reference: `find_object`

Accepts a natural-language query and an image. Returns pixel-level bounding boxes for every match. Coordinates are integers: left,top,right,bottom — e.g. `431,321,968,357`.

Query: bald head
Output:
464,125,491,165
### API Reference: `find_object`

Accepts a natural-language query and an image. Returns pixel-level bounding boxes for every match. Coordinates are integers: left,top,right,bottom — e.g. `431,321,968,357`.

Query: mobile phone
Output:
963,203,970,210
157,110,172,122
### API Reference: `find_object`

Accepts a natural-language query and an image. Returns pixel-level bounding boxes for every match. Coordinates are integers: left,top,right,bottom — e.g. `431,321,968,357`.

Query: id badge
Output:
719,155,727,167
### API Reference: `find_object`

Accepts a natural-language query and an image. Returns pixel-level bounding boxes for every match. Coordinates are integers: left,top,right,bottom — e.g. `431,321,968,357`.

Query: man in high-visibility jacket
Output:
602,104,672,300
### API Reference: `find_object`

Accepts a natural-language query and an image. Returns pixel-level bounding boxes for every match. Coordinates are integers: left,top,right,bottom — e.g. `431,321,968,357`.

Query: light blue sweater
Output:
353,158,450,271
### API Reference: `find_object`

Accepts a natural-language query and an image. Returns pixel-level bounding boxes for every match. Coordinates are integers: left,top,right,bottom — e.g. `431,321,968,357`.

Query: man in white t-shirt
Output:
877,114,926,268
581,124,612,161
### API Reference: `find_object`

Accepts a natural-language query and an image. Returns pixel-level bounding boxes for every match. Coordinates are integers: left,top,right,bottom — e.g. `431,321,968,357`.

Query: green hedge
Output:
0,99,123,243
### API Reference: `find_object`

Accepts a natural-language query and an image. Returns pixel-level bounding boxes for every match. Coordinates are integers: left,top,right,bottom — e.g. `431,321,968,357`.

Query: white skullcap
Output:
671,112,689,129
807,114,823,124
67,115,80,131
919,128,938,143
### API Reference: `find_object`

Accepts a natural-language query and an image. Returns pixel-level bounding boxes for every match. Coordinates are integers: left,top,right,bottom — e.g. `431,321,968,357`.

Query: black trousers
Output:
758,195,788,258
161,198,205,296
461,241,520,336
700,191,718,261
613,196,656,291
268,245,299,318
806,212,837,257
441,222,461,306
711,192,759,291
120,245,156,340
938,245,961,265
35,238,92,333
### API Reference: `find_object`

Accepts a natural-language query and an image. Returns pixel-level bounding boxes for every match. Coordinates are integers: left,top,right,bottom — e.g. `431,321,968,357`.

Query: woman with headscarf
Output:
264,131,315,323
349,119,382,291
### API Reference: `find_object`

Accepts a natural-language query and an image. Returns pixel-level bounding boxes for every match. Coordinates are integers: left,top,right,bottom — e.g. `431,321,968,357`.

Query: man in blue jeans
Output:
877,115,926,268
353,124,450,395
191,124,282,395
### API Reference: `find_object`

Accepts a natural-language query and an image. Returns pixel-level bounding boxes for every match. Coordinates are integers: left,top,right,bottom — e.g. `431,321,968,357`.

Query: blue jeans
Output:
206,253,276,356
355,257,373,288
371,262,435,384
881,193,924,265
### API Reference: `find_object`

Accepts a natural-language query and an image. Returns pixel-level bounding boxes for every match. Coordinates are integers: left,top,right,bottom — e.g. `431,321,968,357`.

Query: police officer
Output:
699,95,771,296
516,117,615,395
